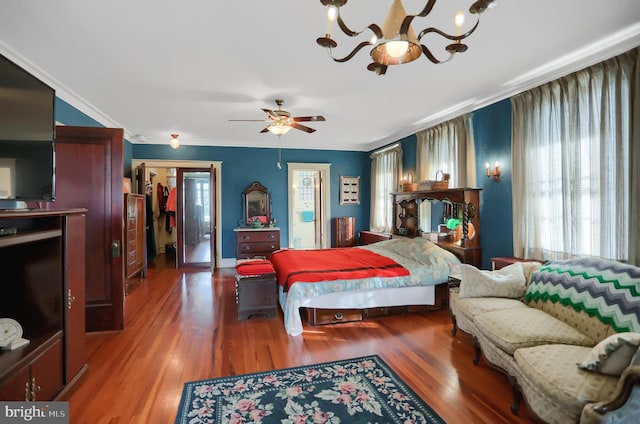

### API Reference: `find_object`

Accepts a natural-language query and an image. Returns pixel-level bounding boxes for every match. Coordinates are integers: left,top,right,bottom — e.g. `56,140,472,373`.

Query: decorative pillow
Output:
458,263,527,298
578,333,640,376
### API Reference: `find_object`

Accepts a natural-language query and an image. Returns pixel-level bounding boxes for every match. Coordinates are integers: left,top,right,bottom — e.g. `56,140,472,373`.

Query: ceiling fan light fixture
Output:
169,133,180,149
267,124,292,136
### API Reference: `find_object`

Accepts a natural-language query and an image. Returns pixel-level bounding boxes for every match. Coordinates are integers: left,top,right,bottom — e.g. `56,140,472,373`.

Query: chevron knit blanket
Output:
525,257,640,333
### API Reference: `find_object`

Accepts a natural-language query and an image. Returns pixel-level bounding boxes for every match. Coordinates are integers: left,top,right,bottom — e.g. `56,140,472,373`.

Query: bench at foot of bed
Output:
301,282,449,326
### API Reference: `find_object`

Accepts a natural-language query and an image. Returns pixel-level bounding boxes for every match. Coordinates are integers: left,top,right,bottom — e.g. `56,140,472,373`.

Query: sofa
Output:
449,257,640,424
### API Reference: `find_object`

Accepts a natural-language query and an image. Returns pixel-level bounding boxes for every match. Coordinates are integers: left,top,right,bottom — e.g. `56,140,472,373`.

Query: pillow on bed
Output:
458,263,527,299
577,333,640,376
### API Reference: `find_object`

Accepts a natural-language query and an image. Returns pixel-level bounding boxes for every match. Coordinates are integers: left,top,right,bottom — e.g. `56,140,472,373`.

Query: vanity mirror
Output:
243,181,271,227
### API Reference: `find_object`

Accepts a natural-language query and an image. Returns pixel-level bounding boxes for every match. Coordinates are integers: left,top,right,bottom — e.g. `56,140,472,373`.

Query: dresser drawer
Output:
238,241,279,254
236,230,279,243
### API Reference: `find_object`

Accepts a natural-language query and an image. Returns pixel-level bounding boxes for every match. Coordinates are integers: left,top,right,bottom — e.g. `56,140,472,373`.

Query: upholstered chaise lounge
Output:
450,257,640,424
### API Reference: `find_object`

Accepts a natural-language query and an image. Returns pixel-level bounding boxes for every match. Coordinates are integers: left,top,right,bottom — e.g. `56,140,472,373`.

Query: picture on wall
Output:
340,176,360,205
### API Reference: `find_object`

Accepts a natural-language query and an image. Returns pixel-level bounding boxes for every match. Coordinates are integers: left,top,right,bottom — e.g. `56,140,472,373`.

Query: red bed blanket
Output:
270,248,410,292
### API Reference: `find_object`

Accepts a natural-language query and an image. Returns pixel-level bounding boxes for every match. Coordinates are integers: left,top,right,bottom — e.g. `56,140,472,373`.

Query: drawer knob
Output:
243,246,251,251
334,312,344,320
269,245,275,249
242,235,250,240
267,234,275,239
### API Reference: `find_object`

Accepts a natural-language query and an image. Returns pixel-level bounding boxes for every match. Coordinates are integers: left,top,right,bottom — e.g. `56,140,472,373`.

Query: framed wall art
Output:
340,176,360,205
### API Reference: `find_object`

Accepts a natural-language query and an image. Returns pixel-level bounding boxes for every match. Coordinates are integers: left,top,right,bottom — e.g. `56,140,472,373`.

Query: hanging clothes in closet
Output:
146,193,157,260
165,186,177,233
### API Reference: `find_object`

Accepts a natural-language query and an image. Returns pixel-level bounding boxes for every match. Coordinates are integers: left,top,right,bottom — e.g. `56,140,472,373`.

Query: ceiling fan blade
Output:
260,127,271,133
229,119,269,122
291,123,316,133
262,108,278,119
293,115,326,122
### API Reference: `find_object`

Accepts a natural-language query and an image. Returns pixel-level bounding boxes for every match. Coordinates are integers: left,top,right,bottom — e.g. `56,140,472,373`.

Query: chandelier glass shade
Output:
316,0,496,75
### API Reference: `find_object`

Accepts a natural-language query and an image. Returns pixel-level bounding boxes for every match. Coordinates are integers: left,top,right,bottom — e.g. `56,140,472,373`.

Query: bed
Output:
270,237,461,336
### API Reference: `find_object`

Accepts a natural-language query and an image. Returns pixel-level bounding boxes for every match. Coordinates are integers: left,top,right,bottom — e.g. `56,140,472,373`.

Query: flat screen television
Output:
0,53,56,208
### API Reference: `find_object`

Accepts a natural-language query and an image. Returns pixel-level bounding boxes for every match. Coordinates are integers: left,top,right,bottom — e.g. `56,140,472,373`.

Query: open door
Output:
210,165,216,274
135,162,146,194
176,167,215,268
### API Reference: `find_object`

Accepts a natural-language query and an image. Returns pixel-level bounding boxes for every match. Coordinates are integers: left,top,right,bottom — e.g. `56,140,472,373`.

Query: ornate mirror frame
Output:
243,181,271,225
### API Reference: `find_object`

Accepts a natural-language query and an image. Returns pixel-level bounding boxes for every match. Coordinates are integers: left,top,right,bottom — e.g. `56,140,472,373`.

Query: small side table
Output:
235,259,278,320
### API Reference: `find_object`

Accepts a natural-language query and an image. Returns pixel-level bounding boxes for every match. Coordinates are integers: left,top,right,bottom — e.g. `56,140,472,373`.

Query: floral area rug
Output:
175,355,445,424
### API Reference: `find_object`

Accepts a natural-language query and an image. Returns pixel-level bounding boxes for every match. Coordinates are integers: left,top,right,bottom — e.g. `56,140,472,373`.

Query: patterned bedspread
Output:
277,237,461,336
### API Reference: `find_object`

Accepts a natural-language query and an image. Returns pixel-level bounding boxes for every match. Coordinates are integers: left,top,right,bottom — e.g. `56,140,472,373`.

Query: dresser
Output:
234,227,281,259
124,193,146,289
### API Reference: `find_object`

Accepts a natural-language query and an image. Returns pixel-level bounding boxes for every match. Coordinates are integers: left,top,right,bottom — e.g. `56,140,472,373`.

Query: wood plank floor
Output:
64,257,533,423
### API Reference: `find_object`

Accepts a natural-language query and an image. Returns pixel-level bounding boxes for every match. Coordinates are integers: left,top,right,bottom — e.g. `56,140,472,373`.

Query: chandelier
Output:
316,0,496,75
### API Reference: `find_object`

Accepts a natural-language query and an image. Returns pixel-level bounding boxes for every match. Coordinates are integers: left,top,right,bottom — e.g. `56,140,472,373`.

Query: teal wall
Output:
392,99,514,269
55,97,514,268
132,144,370,259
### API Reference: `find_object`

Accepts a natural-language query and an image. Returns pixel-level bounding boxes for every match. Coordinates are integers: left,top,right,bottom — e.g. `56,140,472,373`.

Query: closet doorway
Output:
132,160,222,272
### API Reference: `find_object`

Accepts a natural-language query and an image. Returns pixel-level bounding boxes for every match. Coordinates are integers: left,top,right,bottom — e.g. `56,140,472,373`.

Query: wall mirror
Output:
243,181,271,226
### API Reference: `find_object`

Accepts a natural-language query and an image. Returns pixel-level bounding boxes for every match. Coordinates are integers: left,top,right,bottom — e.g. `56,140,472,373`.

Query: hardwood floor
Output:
64,262,533,423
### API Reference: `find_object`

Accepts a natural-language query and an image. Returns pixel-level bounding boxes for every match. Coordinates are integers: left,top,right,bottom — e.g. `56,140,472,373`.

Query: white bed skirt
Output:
280,285,436,336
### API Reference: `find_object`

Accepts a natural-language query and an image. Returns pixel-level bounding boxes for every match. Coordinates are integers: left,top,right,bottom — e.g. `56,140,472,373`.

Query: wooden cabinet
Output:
234,228,280,259
0,338,64,401
0,209,87,401
359,231,392,245
391,188,482,267
332,217,356,247
124,193,146,288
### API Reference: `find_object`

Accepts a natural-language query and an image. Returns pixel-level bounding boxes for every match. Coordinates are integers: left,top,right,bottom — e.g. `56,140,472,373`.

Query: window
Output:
512,49,638,262
370,144,402,233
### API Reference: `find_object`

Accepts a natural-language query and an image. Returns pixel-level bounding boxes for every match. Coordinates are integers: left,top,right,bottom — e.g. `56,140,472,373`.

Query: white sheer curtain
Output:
370,144,403,233
512,47,639,264
416,115,476,187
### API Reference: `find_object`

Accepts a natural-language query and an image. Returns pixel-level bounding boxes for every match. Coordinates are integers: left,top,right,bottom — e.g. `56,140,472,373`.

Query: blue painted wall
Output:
55,96,514,268
390,99,514,269
56,98,134,178
132,144,370,259
472,99,513,269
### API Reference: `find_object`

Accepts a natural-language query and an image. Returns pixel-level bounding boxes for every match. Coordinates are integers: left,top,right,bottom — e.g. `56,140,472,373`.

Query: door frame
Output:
287,162,331,249
131,159,222,268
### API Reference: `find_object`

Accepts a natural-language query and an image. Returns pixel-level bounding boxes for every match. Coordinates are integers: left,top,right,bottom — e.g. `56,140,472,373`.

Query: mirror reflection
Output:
244,181,271,226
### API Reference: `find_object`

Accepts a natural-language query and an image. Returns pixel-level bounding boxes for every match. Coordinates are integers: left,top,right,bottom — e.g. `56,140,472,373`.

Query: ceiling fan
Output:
230,99,326,135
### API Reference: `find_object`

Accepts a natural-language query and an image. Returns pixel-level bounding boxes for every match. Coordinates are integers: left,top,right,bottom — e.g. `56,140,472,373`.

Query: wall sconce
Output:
485,161,500,181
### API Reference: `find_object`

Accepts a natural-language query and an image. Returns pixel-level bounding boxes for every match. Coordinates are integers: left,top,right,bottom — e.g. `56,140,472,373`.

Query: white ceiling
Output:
2,1,640,152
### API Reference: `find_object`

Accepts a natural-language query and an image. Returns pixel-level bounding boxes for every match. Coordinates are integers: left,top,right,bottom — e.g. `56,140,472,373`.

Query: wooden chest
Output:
236,273,278,320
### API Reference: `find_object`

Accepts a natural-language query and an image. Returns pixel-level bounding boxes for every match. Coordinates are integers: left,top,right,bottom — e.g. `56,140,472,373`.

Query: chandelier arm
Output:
329,41,376,63
416,18,480,43
414,0,439,18
420,45,444,64
420,45,455,64
399,0,438,36
336,14,383,40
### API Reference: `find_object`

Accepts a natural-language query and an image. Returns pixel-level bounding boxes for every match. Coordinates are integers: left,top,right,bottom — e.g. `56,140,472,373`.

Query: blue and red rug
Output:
175,355,444,424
